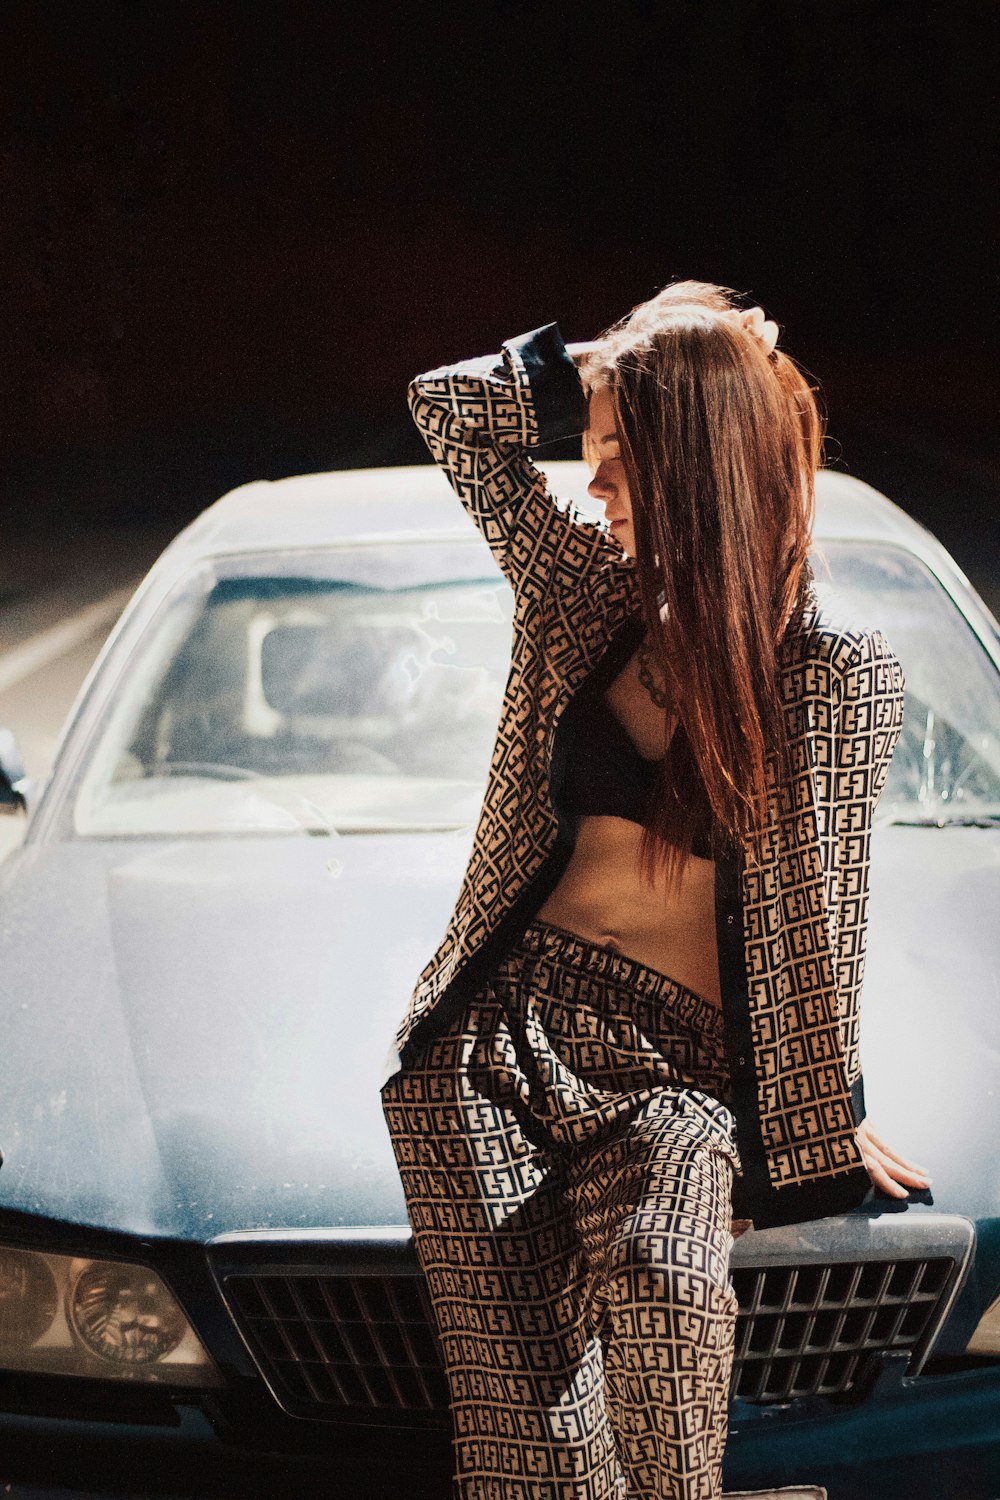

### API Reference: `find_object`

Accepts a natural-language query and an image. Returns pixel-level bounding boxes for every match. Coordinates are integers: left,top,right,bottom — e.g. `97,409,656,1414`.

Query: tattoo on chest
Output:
637,637,671,710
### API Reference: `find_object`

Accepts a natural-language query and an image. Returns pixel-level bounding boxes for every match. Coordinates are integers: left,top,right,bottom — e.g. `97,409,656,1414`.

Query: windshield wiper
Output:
880,812,1000,828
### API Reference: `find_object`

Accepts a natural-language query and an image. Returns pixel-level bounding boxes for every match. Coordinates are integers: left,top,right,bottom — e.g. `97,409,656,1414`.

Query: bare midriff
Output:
533,641,722,1010
533,815,722,1010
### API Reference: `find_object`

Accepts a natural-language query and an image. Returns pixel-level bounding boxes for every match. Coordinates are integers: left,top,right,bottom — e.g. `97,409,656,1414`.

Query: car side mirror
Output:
0,727,30,816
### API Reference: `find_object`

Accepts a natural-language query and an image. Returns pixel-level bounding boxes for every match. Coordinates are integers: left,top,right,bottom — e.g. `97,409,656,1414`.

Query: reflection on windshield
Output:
72,541,1000,837
813,542,1000,823
74,551,515,836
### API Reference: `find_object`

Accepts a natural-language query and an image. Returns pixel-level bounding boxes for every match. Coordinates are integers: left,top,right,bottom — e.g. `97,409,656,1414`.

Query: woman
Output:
380,279,930,1500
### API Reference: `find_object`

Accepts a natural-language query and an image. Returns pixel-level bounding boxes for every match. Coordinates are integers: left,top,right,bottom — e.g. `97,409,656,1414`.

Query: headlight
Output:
966,1293,1000,1356
0,1244,221,1387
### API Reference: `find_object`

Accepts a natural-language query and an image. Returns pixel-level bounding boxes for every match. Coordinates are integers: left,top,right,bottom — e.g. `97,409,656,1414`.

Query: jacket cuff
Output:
502,323,589,448
850,1072,867,1127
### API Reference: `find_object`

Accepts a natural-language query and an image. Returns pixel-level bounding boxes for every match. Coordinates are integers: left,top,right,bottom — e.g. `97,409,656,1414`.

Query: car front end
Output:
2,464,999,1497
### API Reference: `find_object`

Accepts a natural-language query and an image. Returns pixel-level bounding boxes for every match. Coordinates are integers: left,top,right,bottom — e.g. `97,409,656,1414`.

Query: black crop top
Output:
558,690,717,860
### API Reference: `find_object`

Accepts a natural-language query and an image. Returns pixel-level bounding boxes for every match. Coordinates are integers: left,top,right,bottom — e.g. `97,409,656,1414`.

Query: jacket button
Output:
738,1055,746,1068
726,914,734,925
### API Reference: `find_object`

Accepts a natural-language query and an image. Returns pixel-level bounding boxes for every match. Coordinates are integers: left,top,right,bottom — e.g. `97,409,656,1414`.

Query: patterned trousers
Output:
381,918,746,1500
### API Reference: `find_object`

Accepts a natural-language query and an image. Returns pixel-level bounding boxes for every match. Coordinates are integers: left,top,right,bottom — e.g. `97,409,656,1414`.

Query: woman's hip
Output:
383,916,739,1166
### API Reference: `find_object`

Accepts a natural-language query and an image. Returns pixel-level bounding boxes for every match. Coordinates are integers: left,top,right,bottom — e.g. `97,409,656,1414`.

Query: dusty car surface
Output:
1,462,998,1499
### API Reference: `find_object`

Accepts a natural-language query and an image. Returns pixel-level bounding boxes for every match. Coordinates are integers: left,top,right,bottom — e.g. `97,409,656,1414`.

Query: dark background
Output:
2,2,997,603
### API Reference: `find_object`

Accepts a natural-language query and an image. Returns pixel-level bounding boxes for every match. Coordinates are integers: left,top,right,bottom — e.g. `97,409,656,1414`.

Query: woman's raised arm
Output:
407,323,619,598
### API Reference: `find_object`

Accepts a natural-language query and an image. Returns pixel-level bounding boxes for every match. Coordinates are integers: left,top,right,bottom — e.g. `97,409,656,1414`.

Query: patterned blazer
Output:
384,322,907,1231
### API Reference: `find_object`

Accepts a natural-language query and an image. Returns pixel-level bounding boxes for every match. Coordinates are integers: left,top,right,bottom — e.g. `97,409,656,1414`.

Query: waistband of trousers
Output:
510,918,726,1040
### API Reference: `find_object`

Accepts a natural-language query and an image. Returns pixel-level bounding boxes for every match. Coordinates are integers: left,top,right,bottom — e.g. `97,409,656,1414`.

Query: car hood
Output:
855,825,1000,1225
0,826,997,1243
0,830,472,1241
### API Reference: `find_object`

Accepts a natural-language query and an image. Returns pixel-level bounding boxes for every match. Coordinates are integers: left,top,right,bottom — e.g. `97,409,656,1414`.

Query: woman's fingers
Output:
865,1144,932,1187
722,305,779,355
745,306,779,354
863,1154,911,1198
859,1123,932,1177
856,1122,933,1197
875,1140,932,1175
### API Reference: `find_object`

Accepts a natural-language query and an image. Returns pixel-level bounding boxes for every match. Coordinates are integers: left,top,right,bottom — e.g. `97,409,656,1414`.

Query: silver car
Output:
1,462,998,1499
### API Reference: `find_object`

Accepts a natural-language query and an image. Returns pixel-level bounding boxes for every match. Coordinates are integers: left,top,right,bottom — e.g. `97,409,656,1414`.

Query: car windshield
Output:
813,541,1000,825
73,544,516,836
70,539,1000,837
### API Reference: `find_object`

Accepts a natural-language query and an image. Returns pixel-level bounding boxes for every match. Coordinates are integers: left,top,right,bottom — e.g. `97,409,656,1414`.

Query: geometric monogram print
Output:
743,626,906,1193
382,918,744,1499
387,321,907,1231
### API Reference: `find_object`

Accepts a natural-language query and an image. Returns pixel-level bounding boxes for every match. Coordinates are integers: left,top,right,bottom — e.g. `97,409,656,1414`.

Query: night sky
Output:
3,2,997,593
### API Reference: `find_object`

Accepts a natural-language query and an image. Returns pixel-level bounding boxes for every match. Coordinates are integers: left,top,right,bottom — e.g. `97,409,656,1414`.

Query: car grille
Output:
226,1267,448,1419
729,1256,953,1401
213,1216,973,1423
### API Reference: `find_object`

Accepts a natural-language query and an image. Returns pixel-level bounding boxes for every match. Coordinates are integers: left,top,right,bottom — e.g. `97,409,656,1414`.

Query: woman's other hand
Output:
722,304,780,357
856,1118,933,1198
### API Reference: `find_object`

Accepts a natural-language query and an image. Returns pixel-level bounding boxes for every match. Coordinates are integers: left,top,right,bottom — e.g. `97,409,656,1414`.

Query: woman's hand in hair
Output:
722,304,780,357
855,1117,933,1199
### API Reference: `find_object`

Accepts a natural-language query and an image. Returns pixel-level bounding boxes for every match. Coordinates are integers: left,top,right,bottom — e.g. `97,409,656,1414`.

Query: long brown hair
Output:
579,279,825,891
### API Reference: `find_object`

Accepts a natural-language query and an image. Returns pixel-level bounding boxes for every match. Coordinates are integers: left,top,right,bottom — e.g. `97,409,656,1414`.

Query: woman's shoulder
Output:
781,579,903,688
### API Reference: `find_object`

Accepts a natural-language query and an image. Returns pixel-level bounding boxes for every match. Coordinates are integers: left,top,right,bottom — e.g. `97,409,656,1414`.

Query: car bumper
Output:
725,1359,1000,1499
0,1363,997,1500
